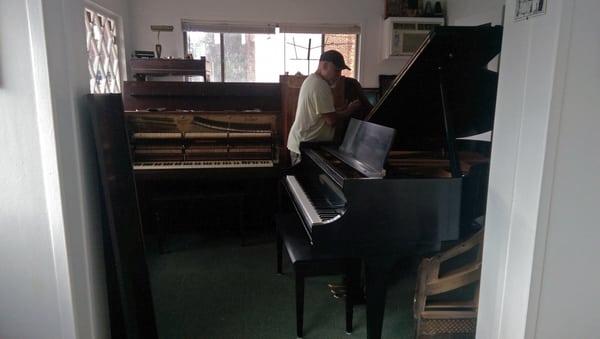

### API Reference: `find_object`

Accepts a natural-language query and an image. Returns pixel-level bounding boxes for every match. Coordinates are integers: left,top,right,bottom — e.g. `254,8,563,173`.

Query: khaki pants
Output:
290,151,301,166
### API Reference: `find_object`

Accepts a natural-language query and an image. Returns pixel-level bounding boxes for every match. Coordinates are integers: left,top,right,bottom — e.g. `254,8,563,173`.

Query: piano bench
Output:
275,214,360,338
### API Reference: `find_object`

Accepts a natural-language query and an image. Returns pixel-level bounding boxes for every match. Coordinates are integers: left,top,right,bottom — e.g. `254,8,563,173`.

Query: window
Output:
187,32,223,81
85,8,122,93
184,23,359,82
323,34,357,78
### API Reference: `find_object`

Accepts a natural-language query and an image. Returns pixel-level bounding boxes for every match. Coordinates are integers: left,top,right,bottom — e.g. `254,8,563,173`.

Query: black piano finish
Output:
368,25,502,143
291,119,462,257
292,160,462,256
283,25,503,339
287,131,462,339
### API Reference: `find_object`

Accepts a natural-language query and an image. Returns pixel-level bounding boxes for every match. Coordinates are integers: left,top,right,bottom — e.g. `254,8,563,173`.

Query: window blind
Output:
182,20,276,34
278,23,360,34
182,20,360,34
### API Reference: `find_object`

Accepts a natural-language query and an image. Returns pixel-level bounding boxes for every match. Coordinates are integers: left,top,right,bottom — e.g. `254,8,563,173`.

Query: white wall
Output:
446,0,600,338
128,0,410,87
0,0,131,337
447,0,505,26
532,0,600,337
0,1,76,337
43,0,114,335
475,0,599,338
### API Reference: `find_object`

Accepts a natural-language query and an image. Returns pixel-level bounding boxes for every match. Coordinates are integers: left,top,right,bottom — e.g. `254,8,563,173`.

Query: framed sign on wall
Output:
515,0,547,21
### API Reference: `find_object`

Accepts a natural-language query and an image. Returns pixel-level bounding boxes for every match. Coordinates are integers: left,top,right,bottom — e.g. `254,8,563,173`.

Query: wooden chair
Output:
276,214,361,338
413,229,484,338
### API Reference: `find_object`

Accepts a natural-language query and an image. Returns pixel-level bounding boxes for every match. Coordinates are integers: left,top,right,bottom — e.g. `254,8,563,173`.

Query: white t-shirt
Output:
287,73,336,154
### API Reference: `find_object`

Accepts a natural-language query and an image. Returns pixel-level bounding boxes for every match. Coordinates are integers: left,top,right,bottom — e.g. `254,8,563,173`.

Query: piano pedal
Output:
331,291,347,299
327,283,346,290
328,282,349,300
329,287,347,294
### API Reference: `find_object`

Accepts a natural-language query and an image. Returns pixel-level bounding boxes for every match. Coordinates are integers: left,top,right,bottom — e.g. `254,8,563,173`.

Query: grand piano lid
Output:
366,25,503,148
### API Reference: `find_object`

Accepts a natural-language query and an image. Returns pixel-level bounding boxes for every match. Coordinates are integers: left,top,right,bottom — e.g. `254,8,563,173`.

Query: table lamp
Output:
150,25,174,58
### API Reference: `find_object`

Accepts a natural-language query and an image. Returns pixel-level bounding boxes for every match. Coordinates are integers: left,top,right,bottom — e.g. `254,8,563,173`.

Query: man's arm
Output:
321,100,361,126
353,82,374,120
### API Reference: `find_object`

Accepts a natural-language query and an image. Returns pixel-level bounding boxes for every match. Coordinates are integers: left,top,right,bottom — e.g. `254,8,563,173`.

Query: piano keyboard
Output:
285,175,342,228
133,160,273,170
185,132,272,139
133,132,272,140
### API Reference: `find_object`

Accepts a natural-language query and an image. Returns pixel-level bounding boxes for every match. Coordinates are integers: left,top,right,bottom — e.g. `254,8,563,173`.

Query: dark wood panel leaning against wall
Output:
122,81,283,249
88,94,158,339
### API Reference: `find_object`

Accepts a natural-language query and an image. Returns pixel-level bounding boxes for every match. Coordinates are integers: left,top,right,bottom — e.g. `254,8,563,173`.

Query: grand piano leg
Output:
365,259,395,339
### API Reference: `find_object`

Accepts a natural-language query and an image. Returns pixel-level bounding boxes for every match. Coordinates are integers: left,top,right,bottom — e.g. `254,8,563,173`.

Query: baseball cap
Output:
319,50,351,71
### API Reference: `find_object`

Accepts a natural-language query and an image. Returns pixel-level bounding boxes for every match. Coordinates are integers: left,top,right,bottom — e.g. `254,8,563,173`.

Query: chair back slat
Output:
425,263,481,296
414,228,485,337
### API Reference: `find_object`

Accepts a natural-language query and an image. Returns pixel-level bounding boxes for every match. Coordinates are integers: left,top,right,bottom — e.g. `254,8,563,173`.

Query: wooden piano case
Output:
122,81,283,239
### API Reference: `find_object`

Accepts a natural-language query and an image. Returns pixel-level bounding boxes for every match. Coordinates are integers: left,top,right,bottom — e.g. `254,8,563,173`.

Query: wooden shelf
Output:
130,57,209,81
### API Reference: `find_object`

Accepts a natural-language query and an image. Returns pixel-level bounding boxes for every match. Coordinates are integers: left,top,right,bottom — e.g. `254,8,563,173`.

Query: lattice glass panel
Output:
85,8,121,93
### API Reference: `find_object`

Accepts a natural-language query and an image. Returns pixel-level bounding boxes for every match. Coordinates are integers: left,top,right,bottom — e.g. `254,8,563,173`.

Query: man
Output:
286,50,363,165
285,51,369,301
331,71,374,141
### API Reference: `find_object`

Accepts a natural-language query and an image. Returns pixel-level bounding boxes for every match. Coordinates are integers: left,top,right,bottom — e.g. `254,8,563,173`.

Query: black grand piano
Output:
282,25,503,338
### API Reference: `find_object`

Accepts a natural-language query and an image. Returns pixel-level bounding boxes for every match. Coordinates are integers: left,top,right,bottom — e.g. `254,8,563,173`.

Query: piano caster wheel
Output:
345,331,352,335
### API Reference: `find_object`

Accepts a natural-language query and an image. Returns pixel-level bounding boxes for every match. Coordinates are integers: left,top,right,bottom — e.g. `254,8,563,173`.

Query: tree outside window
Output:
185,30,358,82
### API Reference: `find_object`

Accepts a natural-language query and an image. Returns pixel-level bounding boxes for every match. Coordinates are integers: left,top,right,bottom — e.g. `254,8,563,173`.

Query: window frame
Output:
322,33,361,80
184,31,226,82
84,1,126,93
183,27,361,83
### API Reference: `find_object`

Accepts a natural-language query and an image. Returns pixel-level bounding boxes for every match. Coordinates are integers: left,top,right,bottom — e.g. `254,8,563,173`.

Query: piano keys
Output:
125,110,279,169
133,160,274,171
283,25,503,339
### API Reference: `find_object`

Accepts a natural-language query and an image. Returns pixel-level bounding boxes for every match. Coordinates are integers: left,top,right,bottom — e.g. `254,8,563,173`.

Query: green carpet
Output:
147,234,416,339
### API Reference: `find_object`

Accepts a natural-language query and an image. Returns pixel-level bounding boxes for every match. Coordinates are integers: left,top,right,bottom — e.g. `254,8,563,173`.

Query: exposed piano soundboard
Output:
125,110,279,170
122,81,283,174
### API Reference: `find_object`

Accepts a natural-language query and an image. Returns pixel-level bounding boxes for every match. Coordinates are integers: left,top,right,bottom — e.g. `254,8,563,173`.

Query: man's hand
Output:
322,100,362,126
347,99,361,113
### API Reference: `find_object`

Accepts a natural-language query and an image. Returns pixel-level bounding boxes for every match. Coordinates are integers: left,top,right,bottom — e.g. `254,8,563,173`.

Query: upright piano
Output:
283,25,503,338
123,81,282,174
126,109,277,171
122,81,283,235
